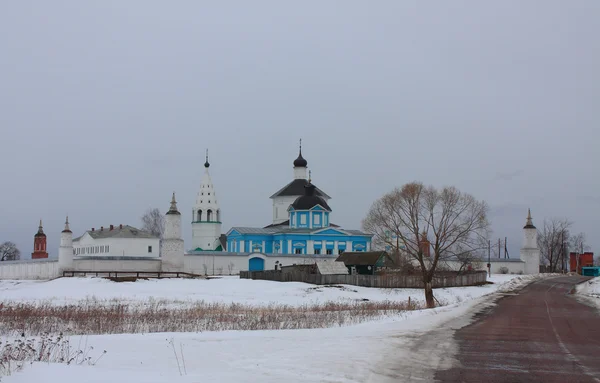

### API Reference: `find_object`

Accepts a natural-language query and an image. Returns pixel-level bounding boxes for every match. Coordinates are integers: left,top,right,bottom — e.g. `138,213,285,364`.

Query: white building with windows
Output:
73,224,159,258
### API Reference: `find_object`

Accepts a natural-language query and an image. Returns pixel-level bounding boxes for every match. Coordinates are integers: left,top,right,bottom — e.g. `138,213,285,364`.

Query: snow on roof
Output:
316,261,349,275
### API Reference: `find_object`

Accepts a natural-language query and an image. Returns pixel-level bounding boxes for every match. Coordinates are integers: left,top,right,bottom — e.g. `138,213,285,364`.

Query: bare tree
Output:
0,241,21,261
537,218,571,272
569,232,590,254
227,262,235,275
363,182,490,308
141,208,165,240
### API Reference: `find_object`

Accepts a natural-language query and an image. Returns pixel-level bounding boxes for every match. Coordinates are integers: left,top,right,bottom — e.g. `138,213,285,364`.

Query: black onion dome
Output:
291,183,331,211
204,159,210,168
293,151,307,167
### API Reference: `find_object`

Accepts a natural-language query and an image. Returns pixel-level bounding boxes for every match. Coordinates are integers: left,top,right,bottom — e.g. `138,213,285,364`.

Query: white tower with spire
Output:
520,209,540,274
191,150,223,251
161,193,184,271
58,216,73,273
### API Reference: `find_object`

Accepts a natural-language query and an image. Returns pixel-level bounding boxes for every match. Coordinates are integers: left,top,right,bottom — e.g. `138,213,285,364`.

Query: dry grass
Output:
0,333,106,377
0,298,421,337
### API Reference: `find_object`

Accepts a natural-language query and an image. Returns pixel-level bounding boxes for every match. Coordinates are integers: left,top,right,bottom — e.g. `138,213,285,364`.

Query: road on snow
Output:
435,275,600,383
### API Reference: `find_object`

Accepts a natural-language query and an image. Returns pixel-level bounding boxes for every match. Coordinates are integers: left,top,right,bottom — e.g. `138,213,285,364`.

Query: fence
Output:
240,270,488,288
62,270,203,280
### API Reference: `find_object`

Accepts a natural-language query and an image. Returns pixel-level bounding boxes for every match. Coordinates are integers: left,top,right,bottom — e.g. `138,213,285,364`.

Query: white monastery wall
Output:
0,259,60,280
73,257,161,272
184,253,338,275
185,254,249,275
441,259,525,274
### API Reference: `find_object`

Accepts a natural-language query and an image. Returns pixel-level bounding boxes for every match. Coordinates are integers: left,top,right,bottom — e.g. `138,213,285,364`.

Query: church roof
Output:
228,226,370,236
270,179,330,199
73,225,158,241
291,183,331,211
336,251,394,267
263,220,340,229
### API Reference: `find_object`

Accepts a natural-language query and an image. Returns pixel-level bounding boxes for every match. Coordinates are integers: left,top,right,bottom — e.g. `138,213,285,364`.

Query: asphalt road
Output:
435,276,600,383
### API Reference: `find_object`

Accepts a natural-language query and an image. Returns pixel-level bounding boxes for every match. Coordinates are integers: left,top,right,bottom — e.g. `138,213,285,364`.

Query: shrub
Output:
0,333,106,377
499,267,509,274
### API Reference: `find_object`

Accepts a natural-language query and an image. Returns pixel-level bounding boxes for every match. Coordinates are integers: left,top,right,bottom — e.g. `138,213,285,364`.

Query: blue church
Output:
226,144,372,256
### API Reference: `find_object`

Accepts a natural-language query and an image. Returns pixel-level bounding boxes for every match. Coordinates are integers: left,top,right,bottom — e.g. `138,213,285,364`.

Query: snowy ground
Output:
576,276,600,310
0,274,522,308
1,274,541,383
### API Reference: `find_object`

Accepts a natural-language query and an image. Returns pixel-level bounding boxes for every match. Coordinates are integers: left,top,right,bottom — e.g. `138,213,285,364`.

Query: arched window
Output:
207,209,213,221
197,210,202,222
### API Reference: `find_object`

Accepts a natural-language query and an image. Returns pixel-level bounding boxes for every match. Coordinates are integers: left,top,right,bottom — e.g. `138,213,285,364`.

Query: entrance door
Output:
249,257,265,271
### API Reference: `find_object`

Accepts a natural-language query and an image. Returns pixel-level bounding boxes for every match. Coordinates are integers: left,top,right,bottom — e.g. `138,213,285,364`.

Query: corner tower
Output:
58,216,73,273
162,193,184,271
31,220,49,259
520,209,540,274
191,151,223,251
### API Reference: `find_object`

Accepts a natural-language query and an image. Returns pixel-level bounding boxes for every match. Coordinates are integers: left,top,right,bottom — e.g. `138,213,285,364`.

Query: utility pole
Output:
488,239,491,278
498,238,501,261
504,237,509,259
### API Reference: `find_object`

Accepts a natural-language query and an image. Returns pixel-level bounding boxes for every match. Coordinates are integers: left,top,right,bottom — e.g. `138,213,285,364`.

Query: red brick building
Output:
31,220,49,259
569,252,594,274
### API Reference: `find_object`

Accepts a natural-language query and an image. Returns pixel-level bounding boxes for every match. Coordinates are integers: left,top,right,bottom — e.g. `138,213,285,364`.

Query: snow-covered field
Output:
0,274,522,308
1,274,540,382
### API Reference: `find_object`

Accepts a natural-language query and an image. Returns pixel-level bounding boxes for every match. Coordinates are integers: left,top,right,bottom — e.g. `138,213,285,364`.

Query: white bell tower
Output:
520,209,540,275
191,150,223,251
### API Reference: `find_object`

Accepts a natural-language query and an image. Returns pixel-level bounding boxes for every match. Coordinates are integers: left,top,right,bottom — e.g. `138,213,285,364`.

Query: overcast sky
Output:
1,1,598,260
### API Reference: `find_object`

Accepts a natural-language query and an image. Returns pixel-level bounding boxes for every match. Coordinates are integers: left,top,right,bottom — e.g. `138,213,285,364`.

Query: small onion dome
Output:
204,149,210,168
291,183,331,211
293,151,307,167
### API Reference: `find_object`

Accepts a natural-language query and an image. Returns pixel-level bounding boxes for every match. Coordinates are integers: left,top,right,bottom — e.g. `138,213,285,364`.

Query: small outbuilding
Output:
335,251,395,275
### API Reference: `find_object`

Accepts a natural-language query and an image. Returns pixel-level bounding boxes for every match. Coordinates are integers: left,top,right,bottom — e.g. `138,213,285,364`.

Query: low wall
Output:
73,256,161,272
0,259,60,280
240,270,488,288
184,253,338,276
442,259,525,275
